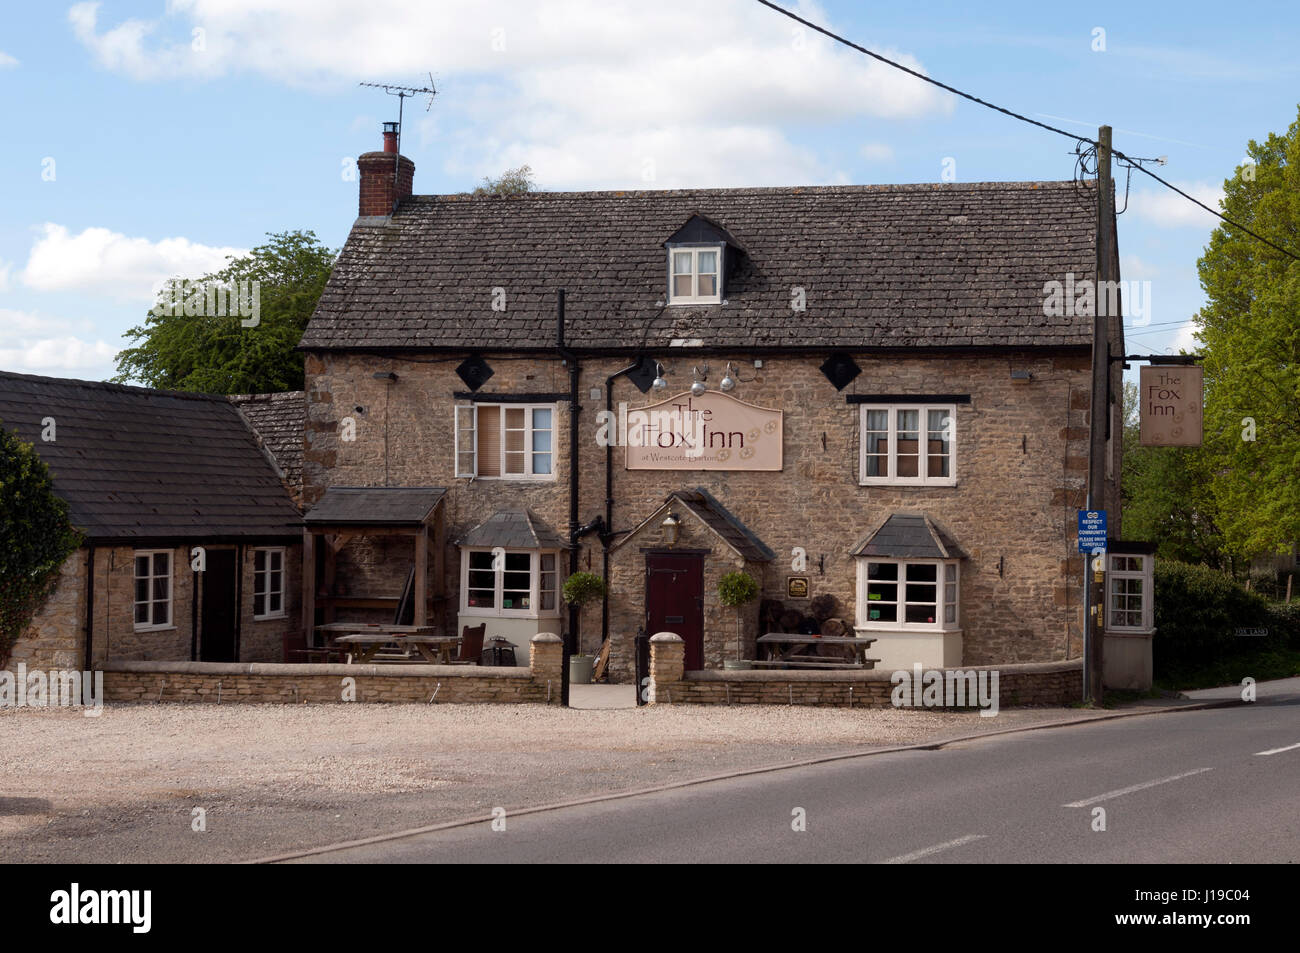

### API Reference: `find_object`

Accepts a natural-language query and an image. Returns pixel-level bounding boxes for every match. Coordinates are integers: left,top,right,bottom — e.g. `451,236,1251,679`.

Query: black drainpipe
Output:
82,543,96,672
557,289,577,706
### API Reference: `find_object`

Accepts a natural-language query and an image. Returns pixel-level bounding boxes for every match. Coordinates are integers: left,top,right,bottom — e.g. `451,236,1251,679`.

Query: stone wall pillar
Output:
649,631,685,704
530,632,564,704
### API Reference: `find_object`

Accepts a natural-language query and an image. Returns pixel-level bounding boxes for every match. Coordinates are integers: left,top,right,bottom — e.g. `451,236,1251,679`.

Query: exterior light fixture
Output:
662,512,681,546
719,362,736,392
1010,369,1033,384
372,371,398,383
652,362,668,391
690,365,708,397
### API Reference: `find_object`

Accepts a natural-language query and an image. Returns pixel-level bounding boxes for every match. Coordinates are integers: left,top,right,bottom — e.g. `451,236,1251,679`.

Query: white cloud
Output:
21,223,245,302
68,0,953,188
0,309,120,378
859,143,895,162
1119,254,1157,279
0,260,11,292
1128,181,1224,229
1171,322,1201,354
0,51,18,69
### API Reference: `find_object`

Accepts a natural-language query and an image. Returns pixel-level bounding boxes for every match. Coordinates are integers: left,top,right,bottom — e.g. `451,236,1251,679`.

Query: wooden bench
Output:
750,658,881,670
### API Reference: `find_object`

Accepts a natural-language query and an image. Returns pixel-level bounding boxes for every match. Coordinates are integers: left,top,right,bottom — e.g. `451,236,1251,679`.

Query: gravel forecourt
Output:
1,700,1112,863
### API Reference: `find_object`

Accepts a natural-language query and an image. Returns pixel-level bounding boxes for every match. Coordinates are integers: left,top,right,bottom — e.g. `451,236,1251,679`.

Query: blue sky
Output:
1,0,1297,383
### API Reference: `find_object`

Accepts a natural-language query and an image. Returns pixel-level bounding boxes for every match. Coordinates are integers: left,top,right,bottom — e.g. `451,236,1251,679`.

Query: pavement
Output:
280,683,1299,863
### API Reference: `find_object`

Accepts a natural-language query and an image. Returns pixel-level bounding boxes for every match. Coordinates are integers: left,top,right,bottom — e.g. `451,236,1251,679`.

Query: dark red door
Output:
645,553,704,671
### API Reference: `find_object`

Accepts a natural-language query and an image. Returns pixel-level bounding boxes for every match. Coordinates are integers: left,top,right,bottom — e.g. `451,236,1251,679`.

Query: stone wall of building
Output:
99,632,564,704
3,548,87,673
303,348,1099,678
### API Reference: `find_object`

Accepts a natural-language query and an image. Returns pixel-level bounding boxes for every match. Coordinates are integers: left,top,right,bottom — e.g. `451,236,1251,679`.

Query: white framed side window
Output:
666,244,723,305
253,547,286,620
859,404,957,486
133,549,173,630
856,558,960,631
461,549,563,618
454,403,555,480
1107,553,1154,632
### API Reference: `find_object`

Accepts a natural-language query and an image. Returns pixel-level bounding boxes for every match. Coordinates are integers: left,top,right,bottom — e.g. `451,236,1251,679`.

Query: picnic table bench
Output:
314,623,447,664
754,633,880,670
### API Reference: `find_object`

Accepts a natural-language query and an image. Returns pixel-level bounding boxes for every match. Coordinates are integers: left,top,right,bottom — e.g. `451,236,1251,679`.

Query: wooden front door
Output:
200,549,239,663
645,552,704,671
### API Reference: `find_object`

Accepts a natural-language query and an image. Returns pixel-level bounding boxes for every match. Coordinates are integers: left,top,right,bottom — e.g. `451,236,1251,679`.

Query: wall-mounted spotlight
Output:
372,371,398,383
719,362,736,392
690,365,708,397
652,362,668,391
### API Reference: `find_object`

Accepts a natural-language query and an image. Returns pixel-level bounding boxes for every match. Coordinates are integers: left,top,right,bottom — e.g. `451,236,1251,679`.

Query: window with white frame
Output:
455,403,555,479
1107,553,1153,631
133,550,173,630
461,549,562,617
253,547,286,620
667,245,723,305
859,404,957,486
856,558,960,630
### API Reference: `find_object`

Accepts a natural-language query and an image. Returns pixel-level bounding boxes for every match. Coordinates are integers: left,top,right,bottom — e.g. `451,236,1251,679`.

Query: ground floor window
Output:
1107,553,1153,632
253,547,286,620
133,550,172,630
461,548,561,617
856,558,960,630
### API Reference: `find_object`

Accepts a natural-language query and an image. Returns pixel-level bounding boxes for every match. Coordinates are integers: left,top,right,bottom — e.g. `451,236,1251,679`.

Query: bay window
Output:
1107,553,1153,632
856,558,960,630
461,549,562,618
859,404,956,486
455,403,555,479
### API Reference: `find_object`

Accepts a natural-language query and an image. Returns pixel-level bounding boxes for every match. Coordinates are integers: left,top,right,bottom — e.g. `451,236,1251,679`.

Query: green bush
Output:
561,571,606,607
0,425,82,667
718,571,759,608
1153,560,1294,678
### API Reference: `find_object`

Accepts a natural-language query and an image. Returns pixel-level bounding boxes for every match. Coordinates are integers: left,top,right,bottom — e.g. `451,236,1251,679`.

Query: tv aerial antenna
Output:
359,75,437,176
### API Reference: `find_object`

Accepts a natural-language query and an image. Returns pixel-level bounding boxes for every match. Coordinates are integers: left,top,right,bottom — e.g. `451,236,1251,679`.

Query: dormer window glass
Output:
668,245,722,305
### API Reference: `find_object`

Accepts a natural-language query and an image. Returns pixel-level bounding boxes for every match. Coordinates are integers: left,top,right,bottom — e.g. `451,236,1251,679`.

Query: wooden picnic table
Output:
315,623,441,664
754,633,879,670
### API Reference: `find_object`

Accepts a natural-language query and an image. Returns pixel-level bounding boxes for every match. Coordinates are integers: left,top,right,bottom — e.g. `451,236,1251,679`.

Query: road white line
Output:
1255,742,1300,756
883,834,987,864
1063,767,1213,808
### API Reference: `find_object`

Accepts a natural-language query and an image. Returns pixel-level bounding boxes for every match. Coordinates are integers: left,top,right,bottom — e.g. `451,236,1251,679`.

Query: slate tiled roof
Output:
300,180,1098,352
456,508,570,549
228,392,304,499
671,488,775,562
850,513,966,559
304,486,445,525
0,371,301,540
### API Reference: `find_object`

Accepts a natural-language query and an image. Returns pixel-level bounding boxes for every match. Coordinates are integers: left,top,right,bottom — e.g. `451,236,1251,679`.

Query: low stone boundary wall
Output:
648,633,1082,709
99,633,564,705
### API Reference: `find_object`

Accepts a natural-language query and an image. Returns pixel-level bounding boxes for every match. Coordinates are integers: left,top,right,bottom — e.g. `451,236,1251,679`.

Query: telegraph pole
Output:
1084,125,1113,705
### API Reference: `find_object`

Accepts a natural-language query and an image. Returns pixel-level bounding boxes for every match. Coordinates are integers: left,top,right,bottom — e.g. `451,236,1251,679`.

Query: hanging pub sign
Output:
623,390,783,471
1139,364,1203,447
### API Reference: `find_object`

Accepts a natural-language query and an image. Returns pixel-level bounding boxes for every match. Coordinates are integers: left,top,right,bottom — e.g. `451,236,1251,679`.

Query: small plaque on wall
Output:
787,576,810,599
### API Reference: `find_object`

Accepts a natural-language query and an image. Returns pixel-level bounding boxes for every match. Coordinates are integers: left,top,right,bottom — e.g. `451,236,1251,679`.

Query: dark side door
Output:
200,549,239,663
645,552,704,671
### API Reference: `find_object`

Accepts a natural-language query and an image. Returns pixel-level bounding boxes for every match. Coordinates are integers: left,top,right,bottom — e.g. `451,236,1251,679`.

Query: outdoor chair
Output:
451,623,487,664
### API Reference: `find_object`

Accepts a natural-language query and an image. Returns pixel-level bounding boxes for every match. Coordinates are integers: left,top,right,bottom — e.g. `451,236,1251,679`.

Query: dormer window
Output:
669,246,723,305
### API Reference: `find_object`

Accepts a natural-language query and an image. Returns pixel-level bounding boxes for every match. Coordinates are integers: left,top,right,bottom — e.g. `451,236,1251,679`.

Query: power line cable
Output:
754,0,1300,263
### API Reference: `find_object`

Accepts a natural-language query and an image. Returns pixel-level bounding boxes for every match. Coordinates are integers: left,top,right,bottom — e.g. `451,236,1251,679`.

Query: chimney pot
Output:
357,123,415,217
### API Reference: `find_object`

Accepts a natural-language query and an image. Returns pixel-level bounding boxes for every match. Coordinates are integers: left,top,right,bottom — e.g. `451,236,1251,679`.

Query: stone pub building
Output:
298,127,1126,682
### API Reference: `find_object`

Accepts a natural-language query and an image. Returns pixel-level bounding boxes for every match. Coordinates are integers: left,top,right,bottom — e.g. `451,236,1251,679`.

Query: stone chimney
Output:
357,121,415,217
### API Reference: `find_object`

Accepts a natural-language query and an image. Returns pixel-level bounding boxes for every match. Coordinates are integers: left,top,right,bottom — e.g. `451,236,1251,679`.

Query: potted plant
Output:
562,571,607,684
718,570,760,669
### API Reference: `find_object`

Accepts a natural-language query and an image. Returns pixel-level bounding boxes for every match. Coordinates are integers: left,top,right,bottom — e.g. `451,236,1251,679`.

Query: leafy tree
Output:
1195,107,1300,561
472,165,537,198
114,230,336,394
0,426,81,667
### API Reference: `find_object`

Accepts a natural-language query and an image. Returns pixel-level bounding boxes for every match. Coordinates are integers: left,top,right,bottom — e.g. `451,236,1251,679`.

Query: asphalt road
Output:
287,691,1300,863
